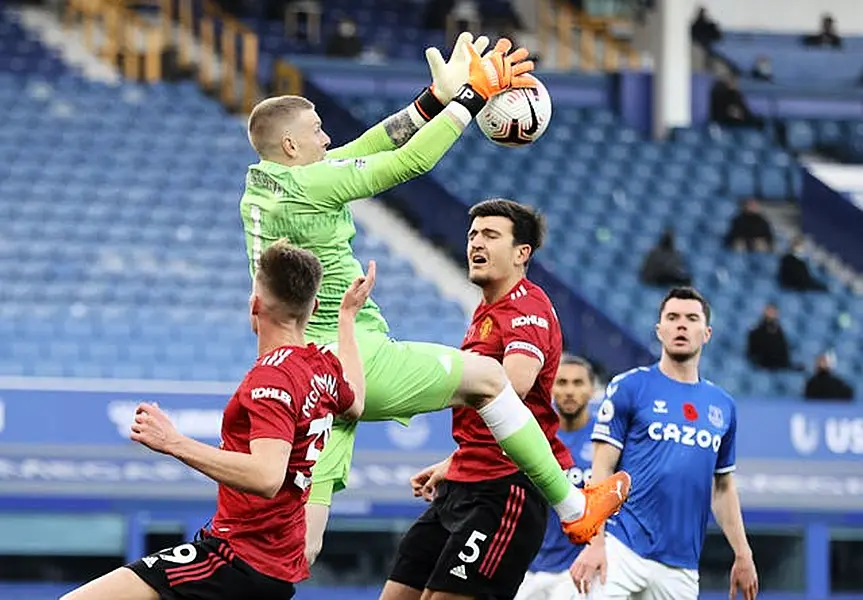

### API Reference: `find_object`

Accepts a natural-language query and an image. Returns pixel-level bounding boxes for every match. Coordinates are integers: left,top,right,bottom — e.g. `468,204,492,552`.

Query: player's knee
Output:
455,352,507,407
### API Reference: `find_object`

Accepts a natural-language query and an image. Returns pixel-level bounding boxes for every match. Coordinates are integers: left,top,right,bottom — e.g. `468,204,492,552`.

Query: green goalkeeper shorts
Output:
308,330,464,506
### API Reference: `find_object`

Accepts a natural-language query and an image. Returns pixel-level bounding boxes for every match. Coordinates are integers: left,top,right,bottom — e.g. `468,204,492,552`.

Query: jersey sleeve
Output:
715,402,737,474
325,122,395,160
499,302,555,366
287,113,462,210
590,374,636,450
240,366,300,444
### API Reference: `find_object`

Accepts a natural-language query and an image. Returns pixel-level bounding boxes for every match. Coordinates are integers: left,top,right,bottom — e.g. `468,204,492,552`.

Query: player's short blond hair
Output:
247,95,315,158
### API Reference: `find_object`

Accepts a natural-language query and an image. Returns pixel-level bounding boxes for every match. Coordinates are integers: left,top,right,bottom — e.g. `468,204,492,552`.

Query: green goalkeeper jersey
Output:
239,110,463,344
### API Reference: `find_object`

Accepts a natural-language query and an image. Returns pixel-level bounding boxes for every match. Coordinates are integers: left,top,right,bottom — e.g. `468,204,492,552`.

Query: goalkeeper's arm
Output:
292,38,535,209
326,32,489,160
291,94,483,209
325,88,447,160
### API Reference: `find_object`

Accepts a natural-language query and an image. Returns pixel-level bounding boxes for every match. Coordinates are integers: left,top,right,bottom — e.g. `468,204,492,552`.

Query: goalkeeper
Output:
240,34,621,562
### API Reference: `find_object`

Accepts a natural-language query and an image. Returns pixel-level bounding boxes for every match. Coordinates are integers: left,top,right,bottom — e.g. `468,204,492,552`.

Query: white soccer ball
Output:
477,75,552,147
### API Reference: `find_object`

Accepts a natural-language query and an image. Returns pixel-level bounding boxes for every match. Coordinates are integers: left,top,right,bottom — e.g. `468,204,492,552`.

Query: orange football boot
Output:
561,471,632,545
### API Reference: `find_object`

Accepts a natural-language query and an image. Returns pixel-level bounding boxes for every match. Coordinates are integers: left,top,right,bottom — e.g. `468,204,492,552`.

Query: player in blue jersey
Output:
571,287,759,600
514,355,597,600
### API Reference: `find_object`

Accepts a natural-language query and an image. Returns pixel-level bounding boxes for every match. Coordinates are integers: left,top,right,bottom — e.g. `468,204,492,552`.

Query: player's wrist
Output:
734,547,753,561
413,86,446,122
450,84,487,118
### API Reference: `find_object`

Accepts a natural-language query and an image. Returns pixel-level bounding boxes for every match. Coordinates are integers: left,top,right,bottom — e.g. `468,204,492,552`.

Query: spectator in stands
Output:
639,229,693,287
709,74,763,129
747,303,792,370
778,236,828,292
447,1,482,48
724,198,774,252
750,56,773,82
326,17,363,59
805,353,854,401
690,6,722,49
803,14,842,48
424,0,454,30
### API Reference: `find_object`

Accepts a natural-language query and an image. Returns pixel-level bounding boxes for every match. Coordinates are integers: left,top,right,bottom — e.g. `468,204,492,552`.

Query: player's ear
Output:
312,297,320,315
516,244,531,266
654,322,661,342
281,135,296,158
703,324,712,344
250,293,261,316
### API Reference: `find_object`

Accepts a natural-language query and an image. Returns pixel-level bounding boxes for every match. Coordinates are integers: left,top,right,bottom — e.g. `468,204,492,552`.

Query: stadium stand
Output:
336,93,861,398
0,14,468,380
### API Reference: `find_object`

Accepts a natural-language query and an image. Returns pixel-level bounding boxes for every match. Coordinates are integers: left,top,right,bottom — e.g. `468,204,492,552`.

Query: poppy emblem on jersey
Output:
708,405,724,428
479,316,494,340
682,402,698,421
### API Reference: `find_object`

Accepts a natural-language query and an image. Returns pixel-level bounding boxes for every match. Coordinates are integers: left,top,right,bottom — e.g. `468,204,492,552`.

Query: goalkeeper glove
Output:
450,37,537,118
413,32,490,121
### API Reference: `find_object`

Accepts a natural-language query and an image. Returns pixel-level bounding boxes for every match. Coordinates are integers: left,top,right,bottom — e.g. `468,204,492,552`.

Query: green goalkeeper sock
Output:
478,383,586,522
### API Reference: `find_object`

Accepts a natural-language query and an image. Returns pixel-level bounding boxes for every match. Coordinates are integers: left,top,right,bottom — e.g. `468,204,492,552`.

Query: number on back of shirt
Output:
294,413,335,490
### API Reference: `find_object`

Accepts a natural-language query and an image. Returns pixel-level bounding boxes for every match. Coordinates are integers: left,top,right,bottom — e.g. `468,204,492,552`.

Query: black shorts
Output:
389,471,548,599
126,536,296,600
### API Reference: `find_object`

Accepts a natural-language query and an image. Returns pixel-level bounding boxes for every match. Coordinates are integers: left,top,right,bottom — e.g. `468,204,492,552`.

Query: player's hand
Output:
425,32,491,104
340,260,376,317
569,541,607,596
130,402,182,455
464,37,536,100
410,458,450,501
729,553,758,600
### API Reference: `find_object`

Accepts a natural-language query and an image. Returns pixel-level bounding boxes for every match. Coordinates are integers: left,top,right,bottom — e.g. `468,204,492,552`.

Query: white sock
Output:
553,488,586,522
479,384,587,522
476,383,531,440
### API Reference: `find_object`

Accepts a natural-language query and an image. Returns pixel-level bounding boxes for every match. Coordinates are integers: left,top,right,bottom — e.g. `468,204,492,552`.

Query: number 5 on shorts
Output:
458,530,488,564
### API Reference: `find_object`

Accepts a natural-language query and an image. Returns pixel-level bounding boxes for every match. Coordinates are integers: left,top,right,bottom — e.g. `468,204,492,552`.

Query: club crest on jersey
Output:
479,316,493,340
708,405,724,428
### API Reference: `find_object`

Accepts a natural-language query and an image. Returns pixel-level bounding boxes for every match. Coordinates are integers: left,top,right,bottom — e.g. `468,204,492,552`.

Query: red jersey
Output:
447,278,573,482
207,344,354,583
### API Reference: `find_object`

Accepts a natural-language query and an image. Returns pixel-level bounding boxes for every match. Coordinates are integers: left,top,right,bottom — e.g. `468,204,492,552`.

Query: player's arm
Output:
175,367,299,498
324,96,435,160
170,437,290,500
291,103,470,210
326,33,489,160
291,39,536,210
711,406,752,558
500,303,554,398
130,394,293,499
712,473,750,557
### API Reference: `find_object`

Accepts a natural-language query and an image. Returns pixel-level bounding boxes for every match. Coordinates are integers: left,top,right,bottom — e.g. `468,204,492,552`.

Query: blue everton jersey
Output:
528,416,596,574
591,364,736,570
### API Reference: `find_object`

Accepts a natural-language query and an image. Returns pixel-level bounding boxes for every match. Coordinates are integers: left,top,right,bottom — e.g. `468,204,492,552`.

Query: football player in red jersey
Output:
381,199,631,600
62,239,373,600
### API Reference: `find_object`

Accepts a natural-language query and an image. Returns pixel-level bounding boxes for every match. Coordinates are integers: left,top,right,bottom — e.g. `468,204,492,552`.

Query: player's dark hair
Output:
256,239,323,323
469,199,545,260
559,354,595,381
659,286,711,325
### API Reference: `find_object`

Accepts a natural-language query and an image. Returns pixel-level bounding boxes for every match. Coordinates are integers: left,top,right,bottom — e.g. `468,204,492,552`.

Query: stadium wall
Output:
1,386,862,598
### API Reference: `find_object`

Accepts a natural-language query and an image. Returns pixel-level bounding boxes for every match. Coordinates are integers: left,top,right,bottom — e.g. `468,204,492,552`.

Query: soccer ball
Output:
477,75,552,147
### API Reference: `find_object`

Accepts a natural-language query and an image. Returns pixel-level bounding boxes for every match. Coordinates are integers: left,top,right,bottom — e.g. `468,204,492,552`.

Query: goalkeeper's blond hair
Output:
247,95,315,159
